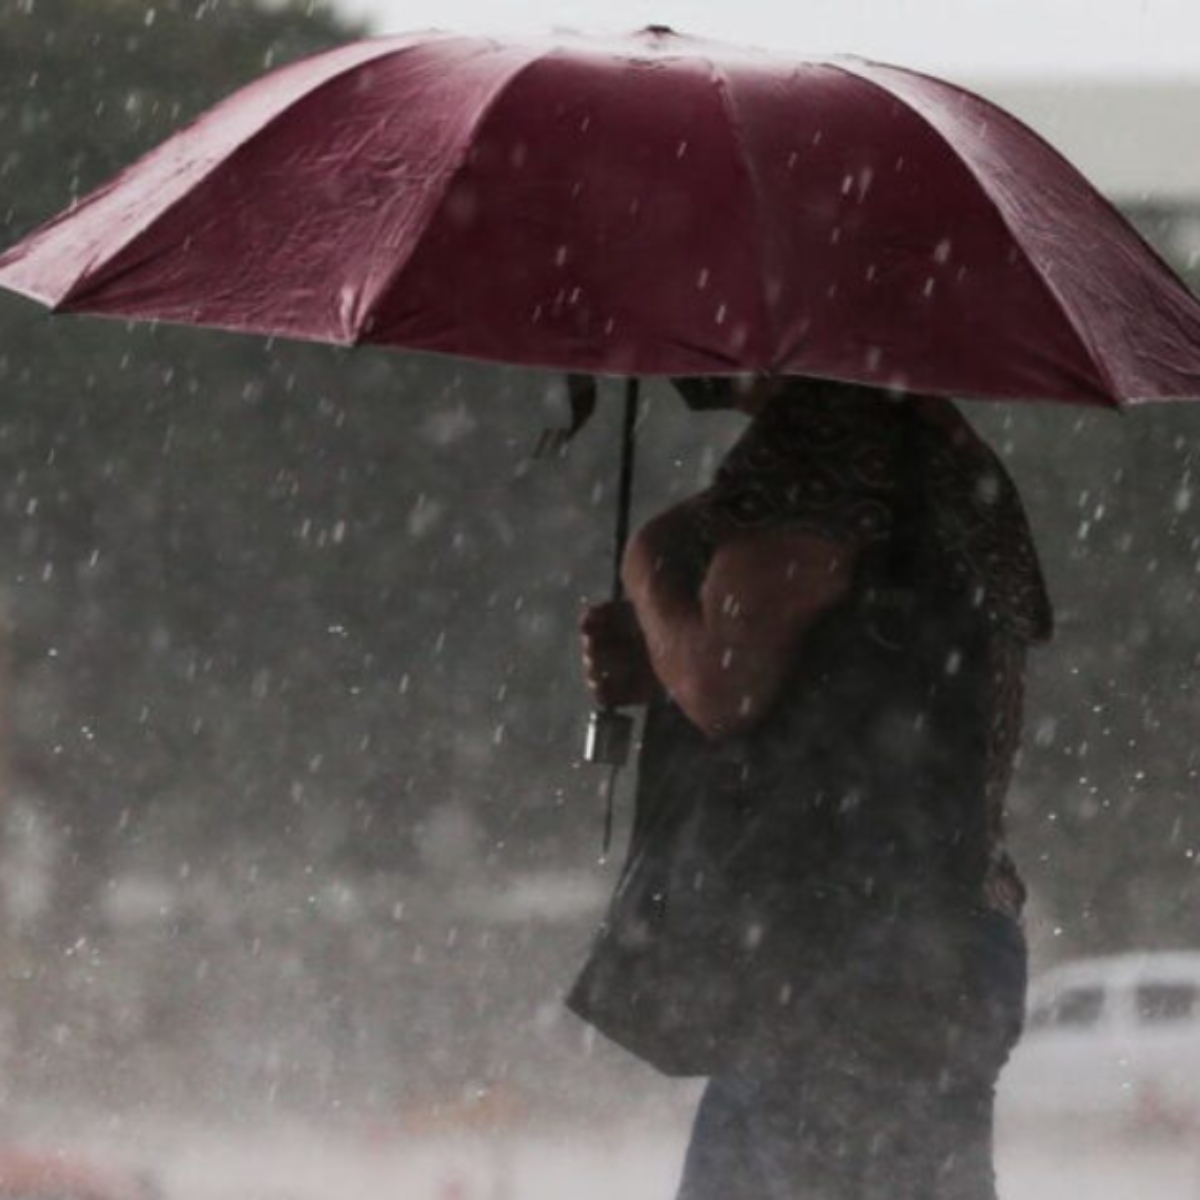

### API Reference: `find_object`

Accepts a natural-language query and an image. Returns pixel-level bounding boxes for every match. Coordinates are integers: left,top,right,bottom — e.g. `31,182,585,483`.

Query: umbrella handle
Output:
587,709,634,856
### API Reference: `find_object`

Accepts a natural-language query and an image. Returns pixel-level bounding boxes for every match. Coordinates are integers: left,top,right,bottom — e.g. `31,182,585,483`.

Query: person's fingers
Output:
581,628,615,664
580,599,633,635
589,676,616,707
580,639,601,672
579,601,613,631
583,655,609,683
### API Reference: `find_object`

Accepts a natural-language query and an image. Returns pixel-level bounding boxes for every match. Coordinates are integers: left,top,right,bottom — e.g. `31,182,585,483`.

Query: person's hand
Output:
579,599,657,708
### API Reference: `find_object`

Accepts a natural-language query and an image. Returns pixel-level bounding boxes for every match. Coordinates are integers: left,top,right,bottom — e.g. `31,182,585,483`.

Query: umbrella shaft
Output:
612,377,640,600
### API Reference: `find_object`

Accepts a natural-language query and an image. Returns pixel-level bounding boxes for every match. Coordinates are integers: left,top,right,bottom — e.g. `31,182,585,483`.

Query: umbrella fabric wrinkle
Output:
1124,304,1200,401
653,335,752,374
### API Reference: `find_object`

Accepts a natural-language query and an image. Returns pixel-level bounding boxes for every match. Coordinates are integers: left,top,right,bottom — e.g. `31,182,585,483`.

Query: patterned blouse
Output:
691,380,1053,920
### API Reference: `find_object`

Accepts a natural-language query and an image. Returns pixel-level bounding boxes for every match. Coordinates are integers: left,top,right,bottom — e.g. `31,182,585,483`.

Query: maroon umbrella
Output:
2,26,1200,406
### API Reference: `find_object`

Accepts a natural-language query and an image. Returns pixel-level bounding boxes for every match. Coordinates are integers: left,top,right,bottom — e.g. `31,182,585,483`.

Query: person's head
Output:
671,374,807,416
672,374,840,417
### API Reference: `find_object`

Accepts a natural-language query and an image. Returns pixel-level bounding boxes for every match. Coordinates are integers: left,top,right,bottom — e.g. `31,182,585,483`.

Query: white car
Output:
998,952,1200,1135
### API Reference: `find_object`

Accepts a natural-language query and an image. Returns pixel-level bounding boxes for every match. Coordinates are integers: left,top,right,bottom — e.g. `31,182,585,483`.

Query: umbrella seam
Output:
52,36,459,316
703,57,781,371
828,60,1120,405
353,50,557,347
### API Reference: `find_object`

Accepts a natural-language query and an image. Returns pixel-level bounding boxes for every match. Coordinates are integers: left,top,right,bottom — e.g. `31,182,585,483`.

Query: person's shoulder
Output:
700,381,904,544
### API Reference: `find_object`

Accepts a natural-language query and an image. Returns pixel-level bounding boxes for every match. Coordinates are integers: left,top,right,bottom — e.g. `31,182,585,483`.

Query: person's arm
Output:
621,502,856,739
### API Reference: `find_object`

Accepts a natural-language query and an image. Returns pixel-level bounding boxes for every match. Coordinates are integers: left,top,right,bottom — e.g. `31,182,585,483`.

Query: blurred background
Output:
0,2,1198,1197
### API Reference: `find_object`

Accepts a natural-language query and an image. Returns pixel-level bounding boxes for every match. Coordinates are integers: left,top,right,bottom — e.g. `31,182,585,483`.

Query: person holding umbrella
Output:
1,24,1199,1198
574,373,1051,1199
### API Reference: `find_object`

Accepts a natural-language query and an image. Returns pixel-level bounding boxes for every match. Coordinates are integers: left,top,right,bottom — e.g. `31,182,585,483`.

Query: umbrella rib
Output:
703,57,780,368
848,60,1200,319
829,60,1119,403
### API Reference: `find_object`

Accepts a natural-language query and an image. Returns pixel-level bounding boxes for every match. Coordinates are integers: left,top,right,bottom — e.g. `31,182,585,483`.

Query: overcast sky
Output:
333,0,1200,78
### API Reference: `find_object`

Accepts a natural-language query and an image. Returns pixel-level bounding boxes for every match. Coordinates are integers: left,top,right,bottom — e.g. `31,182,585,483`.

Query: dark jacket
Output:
568,385,1051,1076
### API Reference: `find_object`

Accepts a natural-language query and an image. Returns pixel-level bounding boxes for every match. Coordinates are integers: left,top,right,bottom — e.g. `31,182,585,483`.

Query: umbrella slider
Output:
584,708,634,767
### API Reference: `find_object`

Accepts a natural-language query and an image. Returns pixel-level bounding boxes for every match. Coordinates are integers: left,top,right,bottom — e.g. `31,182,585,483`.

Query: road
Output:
139,1124,1200,1200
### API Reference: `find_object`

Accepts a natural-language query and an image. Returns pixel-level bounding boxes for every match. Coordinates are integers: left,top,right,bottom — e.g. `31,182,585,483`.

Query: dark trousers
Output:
675,912,1027,1200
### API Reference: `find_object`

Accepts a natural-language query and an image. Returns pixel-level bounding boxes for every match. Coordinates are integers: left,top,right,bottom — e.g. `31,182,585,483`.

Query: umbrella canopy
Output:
2,26,1200,405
